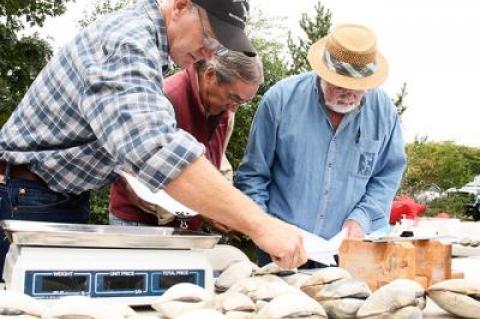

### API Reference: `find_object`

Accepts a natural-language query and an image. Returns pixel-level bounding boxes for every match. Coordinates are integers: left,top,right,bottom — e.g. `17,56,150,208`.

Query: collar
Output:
185,65,206,117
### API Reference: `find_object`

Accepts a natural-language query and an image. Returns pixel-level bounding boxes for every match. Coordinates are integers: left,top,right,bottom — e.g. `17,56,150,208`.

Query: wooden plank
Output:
339,239,453,291
413,240,451,286
339,239,415,291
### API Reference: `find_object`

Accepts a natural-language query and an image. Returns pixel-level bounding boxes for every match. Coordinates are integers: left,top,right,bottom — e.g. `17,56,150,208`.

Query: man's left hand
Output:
342,220,365,238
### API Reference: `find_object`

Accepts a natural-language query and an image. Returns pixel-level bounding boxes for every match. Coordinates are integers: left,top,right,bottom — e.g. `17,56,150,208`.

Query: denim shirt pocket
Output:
346,138,382,206
352,138,381,179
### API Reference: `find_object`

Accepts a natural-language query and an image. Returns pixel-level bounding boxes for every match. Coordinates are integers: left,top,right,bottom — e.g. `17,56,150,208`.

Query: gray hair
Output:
196,51,264,85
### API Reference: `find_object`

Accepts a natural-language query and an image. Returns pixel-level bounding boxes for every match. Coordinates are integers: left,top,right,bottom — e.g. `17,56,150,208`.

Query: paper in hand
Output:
117,171,197,217
301,228,347,266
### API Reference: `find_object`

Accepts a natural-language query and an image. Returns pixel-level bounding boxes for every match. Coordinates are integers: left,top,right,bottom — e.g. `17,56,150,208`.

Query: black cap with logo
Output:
191,0,256,57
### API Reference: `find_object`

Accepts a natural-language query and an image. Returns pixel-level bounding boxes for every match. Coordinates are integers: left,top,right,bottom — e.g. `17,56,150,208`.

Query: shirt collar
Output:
186,65,206,116
143,0,171,74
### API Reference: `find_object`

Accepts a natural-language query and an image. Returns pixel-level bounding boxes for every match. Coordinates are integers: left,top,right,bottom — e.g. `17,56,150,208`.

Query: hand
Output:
251,217,307,269
342,219,365,238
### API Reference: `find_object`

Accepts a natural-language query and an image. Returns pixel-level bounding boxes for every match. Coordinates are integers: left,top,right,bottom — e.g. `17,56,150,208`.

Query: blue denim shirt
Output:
234,72,406,239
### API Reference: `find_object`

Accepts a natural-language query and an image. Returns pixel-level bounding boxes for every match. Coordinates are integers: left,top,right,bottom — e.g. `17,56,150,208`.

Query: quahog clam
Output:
255,293,327,319
151,282,212,318
42,295,126,319
427,279,480,319
300,267,351,298
315,278,371,319
356,279,426,319
0,290,46,317
216,260,257,292
254,262,297,277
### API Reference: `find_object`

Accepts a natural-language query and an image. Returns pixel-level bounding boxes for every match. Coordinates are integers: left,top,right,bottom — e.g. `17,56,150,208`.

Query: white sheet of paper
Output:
301,229,347,266
117,171,198,217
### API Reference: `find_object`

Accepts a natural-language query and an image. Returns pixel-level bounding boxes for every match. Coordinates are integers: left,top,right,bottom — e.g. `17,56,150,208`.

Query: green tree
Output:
401,140,480,193
286,1,332,75
0,0,72,125
394,82,408,116
78,0,135,28
227,10,290,170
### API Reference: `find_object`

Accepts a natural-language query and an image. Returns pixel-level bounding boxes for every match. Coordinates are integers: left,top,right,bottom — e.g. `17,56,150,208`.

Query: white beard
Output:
326,102,359,114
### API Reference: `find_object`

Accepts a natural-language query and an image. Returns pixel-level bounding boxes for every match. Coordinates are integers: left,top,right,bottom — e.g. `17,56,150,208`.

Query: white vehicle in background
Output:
446,175,480,196
446,175,480,221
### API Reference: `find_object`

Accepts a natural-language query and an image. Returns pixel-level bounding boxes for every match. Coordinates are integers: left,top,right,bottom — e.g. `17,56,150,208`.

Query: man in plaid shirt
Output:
0,0,307,274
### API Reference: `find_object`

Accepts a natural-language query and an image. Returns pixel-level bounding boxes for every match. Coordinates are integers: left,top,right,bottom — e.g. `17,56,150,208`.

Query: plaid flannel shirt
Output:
0,0,204,194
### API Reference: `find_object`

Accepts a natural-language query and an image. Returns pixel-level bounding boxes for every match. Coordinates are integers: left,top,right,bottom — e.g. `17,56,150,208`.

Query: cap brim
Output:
206,13,256,57
307,38,388,91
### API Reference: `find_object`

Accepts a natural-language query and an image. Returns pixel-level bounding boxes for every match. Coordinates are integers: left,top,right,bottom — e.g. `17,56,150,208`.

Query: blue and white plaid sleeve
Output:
81,41,205,192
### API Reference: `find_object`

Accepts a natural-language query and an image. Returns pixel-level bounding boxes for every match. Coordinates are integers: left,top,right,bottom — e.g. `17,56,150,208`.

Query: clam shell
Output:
42,295,124,319
216,261,256,292
357,279,425,318
0,290,46,316
427,279,480,319
175,309,226,319
300,267,351,298
254,262,297,277
255,293,327,319
151,283,212,318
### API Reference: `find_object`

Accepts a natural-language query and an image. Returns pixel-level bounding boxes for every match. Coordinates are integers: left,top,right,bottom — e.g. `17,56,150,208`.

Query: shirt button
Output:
328,162,333,168
324,190,329,196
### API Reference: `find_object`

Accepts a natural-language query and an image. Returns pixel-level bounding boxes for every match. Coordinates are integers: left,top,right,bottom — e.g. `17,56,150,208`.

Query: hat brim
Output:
206,13,257,57
307,37,388,91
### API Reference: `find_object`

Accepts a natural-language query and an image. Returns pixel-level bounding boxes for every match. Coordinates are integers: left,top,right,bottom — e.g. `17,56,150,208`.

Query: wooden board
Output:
339,239,454,291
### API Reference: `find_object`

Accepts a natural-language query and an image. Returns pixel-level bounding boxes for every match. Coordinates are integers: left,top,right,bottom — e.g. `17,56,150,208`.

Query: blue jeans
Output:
0,166,90,280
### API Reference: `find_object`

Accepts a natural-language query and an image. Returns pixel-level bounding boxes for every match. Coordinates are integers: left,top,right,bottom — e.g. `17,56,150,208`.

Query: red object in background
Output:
390,195,427,224
435,212,451,219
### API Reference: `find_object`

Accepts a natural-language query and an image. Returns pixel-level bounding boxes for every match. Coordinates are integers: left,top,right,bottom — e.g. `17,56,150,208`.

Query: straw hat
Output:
307,24,388,90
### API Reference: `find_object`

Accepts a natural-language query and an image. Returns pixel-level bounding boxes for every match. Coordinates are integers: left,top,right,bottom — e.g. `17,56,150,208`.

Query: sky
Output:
40,0,480,147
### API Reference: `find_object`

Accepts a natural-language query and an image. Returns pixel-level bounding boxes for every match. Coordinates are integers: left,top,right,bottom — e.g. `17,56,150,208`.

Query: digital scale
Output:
1,220,247,305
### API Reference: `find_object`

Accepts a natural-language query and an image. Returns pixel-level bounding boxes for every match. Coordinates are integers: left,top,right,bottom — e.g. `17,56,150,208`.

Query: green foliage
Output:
227,10,289,170
393,82,408,117
0,0,71,126
89,186,110,225
0,0,70,30
400,140,480,194
286,1,331,75
425,193,474,220
78,0,135,28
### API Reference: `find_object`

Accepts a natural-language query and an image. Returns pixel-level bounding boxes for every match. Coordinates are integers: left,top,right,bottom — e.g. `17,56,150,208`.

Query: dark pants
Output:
256,247,339,269
0,164,90,281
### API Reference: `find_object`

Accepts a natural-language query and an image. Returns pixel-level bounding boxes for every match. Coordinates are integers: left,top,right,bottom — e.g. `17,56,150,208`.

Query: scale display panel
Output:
25,269,205,299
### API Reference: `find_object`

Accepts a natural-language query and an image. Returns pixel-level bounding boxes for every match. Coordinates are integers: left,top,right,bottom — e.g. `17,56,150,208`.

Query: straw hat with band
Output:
308,24,388,91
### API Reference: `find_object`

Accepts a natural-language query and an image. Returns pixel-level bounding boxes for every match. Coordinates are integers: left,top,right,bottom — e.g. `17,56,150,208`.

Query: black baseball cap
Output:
191,0,256,57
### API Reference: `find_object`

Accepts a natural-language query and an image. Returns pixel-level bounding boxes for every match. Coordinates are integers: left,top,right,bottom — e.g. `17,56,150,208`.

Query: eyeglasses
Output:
196,7,229,56
226,92,250,106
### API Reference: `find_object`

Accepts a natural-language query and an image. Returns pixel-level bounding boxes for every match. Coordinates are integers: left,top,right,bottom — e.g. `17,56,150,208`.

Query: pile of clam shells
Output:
2,261,480,319
458,237,480,248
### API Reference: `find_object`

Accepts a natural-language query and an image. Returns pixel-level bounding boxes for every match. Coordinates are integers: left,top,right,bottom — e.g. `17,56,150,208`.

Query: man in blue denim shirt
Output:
235,24,407,267
0,0,308,278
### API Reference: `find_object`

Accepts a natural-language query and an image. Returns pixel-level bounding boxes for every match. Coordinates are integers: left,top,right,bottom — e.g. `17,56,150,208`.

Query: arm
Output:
166,156,307,268
346,105,407,234
234,95,278,211
81,43,306,267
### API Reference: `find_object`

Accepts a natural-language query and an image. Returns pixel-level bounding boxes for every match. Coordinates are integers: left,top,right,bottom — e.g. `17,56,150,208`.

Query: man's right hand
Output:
250,216,307,269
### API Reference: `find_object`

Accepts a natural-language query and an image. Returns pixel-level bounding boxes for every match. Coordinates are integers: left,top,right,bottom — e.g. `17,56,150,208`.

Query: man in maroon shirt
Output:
109,51,262,229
